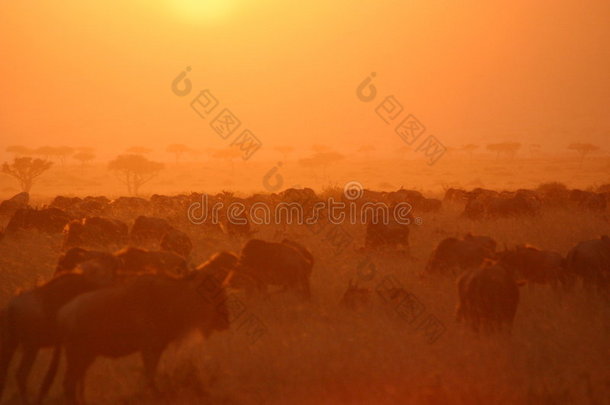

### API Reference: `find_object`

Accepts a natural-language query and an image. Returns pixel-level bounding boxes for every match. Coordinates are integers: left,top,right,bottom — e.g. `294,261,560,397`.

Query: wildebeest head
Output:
187,268,233,335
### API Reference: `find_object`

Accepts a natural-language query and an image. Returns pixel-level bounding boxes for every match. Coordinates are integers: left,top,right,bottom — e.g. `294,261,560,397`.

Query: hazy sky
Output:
1,0,609,160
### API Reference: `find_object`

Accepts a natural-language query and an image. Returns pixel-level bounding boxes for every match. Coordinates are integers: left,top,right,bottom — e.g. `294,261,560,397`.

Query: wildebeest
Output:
464,190,541,219
63,217,128,250
55,247,120,277
160,228,193,258
456,260,524,333
364,215,411,252
565,235,610,293
6,207,73,235
0,273,112,403
425,234,497,276
39,271,231,404
235,239,313,298
499,245,567,287
0,192,29,217
115,247,189,278
129,216,173,247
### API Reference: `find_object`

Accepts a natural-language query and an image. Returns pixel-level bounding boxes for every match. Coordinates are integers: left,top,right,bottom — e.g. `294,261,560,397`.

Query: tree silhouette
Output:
73,151,96,167
126,146,153,155
298,151,344,180
2,157,53,192
212,148,242,176
568,143,599,166
486,142,521,159
33,146,56,160
55,146,74,166
462,144,479,159
166,144,191,163
5,145,33,157
108,154,164,195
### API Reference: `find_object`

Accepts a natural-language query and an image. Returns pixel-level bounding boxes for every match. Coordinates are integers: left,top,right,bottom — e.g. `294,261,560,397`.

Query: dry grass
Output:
1,201,609,404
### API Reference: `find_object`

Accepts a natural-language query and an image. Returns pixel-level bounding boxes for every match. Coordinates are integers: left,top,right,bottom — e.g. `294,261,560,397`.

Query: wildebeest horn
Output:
221,270,234,287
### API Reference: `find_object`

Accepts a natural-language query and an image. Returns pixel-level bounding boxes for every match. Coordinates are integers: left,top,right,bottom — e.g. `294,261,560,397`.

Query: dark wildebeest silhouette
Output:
456,260,524,333
160,228,193,258
0,273,113,403
425,233,497,276
565,235,610,293
6,207,73,235
63,217,128,250
114,247,189,278
129,216,173,247
55,247,120,277
235,239,313,298
499,244,567,288
38,270,232,405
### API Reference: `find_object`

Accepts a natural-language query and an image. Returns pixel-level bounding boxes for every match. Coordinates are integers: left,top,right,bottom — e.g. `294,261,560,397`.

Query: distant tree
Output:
1,157,53,192
357,145,376,160
274,146,294,161
73,151,96,167
166,144,191,163
126,146,153,155
5,145,33,157
33,146,56,160
55,146,74,166
486,142,521,159
568,143,599,165
462,144,479,159
529,143,542,158
212,148,242,175
299,151,344,179
108,154,164,195
76,146,95,154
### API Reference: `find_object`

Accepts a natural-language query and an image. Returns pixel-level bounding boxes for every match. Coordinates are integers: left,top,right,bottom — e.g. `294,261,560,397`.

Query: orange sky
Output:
1,0,609,160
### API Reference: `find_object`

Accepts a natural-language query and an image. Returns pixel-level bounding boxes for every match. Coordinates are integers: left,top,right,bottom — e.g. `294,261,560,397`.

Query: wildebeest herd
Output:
0,182,609,404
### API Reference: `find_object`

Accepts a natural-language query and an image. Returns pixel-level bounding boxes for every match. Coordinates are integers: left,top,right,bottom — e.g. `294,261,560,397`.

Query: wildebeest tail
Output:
37,343,62,404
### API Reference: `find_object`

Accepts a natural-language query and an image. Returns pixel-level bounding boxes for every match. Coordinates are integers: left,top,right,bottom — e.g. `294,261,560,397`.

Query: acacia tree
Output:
73,151,96,167
166,144,191,163
462,144,479,159
568,143,599,165
55,146,74,166
212,148,242,176
299,151,344,180
108,154,164,195
5,145,33,157
1,157,53,192
486,142,521,159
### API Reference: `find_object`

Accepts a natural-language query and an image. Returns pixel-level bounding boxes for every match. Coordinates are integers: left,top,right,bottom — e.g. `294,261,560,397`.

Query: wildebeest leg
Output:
0,332,18,402
64,350,94,405
37,344,62,404
141,348,163,394
16,346,38,404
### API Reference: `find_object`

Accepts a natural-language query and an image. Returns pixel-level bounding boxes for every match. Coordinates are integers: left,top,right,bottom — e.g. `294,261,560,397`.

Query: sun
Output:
171,0,235,22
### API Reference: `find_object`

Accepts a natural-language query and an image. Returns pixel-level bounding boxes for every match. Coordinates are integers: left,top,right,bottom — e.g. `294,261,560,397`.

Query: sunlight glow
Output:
170,0,235,21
